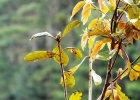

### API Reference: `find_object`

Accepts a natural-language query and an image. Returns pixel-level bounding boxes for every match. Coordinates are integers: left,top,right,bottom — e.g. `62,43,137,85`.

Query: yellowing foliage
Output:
60,72,75,88
81,3,92,25
24,51,55,62
62,20,80,38
81,30,88,50
69,90,82,100
88,36,96,49
66,47,82,59
91,38,111,58
70,1,86,20
129,63,140,81
125,21,134,44
52,44,69,66
98,0,109,14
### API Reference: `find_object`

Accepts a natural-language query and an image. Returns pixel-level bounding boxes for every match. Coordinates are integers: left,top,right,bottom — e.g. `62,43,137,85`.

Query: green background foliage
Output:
0,0,140,100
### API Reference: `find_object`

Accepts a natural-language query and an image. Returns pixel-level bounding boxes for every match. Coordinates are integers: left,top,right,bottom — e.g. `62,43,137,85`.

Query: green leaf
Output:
30,32,55,40
62,20,80,38
95,49,116,61
66,47,82,59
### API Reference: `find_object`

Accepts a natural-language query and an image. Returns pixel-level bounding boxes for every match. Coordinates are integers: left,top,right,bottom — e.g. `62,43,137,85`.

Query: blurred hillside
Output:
0,0,140,100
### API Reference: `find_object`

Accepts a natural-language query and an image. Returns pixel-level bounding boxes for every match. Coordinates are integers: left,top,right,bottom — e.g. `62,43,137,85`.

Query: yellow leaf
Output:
91,38,111,57
116,83,130,100
98,0,109,14
24,51,55,62
81,3,92,25
110,0,116,7
127,4,140,19
103,19,110,33
133,19,140,31
69,90,82,100
88,36,97,49
66,47,82,59
81,29,88,50
104,90,112,100
62,20,80,38
88,18,102,29
68,64,81,75
68,56,87,75
88,25,105,36
60,72,75,88
70,1,86,20
52,44,69,66
129,63,140,81
125,21,134,44
120,58,131,79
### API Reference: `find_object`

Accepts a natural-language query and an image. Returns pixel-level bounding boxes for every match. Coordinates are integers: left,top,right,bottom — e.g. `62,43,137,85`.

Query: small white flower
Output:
91,70,102,85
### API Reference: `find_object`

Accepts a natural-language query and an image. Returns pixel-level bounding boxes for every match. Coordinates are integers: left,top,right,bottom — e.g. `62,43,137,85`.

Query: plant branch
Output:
57,41,68,100
88,48,93,100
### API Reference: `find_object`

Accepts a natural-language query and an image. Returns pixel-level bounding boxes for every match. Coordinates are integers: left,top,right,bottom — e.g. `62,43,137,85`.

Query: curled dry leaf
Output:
30,32,54,40
24,51,55,62
125,21,134,44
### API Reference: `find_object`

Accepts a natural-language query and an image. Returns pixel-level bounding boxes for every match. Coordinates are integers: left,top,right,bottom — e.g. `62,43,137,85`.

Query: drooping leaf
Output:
60,72,75,88
95,49,116,61
88,36,97,49
30,32,54,40
67,56,87,75
91,70,102,85
70,1,86,20
66,47,82,59
69,90,82,100
91,38,111,58
24,51,55,62
81,3,93,25
115,83,130,100
62,20,80,38
129,63,140,81
81,29,88,50
52,44,69,66
125,21,134,44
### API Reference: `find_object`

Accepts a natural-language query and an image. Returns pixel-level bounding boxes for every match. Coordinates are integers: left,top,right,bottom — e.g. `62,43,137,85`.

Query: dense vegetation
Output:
0,0,140,100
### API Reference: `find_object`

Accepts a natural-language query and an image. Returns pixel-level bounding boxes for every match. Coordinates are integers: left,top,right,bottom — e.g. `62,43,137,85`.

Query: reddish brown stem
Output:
57,41,68,100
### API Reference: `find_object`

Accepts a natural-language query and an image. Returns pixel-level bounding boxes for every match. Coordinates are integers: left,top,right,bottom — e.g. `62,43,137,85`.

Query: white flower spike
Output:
91,70,102,85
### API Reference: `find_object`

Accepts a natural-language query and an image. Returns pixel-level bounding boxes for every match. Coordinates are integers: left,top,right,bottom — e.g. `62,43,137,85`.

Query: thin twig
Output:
58,42,68,100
